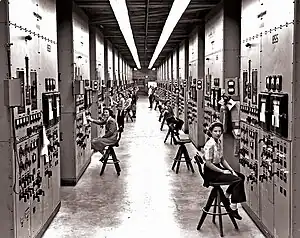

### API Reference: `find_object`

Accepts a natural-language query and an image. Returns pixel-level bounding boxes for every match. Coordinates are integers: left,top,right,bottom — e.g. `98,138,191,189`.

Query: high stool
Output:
99,128,123,176
164,124,176,144
194,154,239,237
124,109,134,122
171,137,194,174
160,115,166,130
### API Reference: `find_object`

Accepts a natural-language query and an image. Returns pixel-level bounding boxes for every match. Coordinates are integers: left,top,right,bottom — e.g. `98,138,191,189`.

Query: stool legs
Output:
164,128,175,144
100,147,121,176
171,145,194,174
111,149,121,176
171,146,182,171
197,187,239,237
197,188,217,230
219,187,239,230
125,110,134,122
217,190,224,237
212,197,218,224
100,155,108,176
160,117,166,130
182,145,194,173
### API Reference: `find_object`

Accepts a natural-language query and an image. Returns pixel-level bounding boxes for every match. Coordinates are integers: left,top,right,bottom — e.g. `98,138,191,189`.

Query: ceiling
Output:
74,0,221,69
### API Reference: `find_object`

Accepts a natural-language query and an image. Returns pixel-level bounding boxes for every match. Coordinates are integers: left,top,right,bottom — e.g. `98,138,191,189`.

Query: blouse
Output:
203,137,223,164
117,98,125,110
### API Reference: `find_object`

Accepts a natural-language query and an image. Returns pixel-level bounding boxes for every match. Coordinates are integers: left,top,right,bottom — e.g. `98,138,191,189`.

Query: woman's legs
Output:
91,138,105,154
213,172,246,203
117,110,125,129
213,171,246,219
226,172,246,204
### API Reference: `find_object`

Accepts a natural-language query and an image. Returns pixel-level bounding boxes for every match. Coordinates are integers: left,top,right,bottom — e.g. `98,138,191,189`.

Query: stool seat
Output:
175,138,191,144
209,179,240,187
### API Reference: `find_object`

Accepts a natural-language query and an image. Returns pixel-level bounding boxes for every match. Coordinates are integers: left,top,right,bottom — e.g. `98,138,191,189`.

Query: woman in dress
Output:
87,108,118,157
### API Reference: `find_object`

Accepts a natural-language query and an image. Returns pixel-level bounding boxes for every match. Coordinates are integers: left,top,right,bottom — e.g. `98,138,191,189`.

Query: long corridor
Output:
43,96,265,238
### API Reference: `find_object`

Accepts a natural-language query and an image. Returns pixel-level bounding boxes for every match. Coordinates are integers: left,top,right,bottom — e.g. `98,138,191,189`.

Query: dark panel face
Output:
74,0,221,68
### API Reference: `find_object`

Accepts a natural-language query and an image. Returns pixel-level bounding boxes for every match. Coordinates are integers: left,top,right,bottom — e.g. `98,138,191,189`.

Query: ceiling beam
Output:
91,11,169,24
177,19,203,24
76,3,174,8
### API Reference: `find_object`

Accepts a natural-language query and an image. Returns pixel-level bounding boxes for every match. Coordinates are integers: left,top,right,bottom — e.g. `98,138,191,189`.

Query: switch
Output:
276,75,282,91
266,76,272,90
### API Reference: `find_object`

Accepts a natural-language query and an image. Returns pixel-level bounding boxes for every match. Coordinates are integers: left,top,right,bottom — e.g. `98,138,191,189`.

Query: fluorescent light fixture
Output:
109,0,141,69
148,0,191,69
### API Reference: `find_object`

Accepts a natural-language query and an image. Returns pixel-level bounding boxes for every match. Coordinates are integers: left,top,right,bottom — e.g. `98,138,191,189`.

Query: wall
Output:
133,69,157,94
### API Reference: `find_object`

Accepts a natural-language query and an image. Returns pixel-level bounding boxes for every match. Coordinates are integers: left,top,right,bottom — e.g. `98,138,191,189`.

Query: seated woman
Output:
162,100,184,134
87,108,118,161
203,121,246,220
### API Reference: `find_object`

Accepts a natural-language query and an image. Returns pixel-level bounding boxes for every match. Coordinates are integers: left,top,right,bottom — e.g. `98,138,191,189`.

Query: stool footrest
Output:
202,208,230,216
173,158,191,162
105,161,120,164
197,186,239,236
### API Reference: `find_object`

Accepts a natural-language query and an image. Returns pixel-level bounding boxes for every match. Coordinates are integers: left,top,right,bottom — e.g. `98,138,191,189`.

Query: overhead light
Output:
109,0,141,69
148,0,191,69
152,68,156,71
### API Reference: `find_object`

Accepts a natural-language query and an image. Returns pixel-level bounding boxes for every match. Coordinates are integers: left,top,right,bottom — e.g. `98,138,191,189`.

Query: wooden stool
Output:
164,125,176,144
160,115,166,130
194,155,239,237
171,138,194,174
124,109,134,122
99,128,123,176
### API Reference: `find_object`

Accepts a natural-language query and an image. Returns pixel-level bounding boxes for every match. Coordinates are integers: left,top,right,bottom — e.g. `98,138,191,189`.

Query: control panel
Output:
0,1,62,237
240,70,259,126
239,122,259,216
178,84,185,120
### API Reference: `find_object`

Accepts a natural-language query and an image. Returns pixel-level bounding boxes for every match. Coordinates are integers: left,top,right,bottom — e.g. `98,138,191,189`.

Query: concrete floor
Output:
43,96,265,238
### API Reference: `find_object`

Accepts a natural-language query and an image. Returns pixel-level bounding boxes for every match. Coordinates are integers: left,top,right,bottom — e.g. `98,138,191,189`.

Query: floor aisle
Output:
43,96,265,238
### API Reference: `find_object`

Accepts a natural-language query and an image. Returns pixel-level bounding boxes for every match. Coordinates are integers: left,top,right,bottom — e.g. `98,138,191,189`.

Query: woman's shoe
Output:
230,209,242,220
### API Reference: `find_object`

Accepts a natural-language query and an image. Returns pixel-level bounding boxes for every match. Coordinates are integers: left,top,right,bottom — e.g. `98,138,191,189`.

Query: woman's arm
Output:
111,98,118,105
88,117,106,125
221,158,237,175
205,160,226,173
204,142,226,174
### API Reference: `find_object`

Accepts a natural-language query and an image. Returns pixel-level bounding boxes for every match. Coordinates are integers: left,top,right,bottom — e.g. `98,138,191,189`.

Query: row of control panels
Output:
187,100,197,125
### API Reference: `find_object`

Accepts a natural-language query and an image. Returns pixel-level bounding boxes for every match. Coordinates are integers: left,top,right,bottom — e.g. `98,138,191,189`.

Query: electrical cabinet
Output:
57,1,92,186
238,0,299,237
0,0,61,237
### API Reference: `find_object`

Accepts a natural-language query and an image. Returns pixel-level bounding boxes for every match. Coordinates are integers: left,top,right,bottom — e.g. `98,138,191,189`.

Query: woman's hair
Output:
209,121,224,133
103,107,114,117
